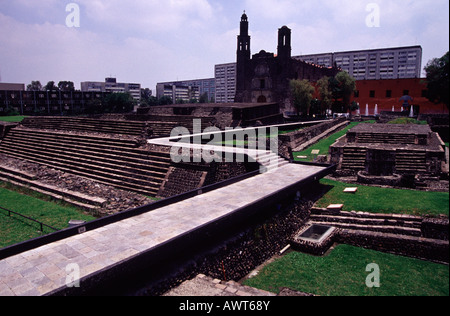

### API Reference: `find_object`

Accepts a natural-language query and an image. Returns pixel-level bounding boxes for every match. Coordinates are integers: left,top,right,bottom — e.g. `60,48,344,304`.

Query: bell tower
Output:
277,26,291,61
236,12,251,101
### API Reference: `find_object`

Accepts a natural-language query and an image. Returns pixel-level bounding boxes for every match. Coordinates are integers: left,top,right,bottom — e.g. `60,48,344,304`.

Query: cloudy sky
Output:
0,0,448,92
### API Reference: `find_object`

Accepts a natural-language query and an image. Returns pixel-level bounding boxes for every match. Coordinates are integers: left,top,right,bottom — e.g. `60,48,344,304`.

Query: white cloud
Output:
77,0,215,34
1,0,448,91
0,12,186,90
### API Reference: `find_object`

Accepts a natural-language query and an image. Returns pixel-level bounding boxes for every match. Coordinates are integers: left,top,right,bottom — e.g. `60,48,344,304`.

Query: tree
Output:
140,88,158,107
58,81,75,92
26,81,43,91
290,79,315,116
317,76,333,115
158,96,173,105
44,81,59,92
335,71,356,114
424,51,449,110
199,92,209,104
103,93,136,113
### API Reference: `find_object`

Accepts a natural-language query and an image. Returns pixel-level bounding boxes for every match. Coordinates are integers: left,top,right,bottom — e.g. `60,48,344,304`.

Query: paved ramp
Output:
0,163,328,296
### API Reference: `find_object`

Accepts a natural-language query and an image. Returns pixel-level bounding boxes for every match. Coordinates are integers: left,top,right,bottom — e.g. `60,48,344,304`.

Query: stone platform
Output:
0,163,329,296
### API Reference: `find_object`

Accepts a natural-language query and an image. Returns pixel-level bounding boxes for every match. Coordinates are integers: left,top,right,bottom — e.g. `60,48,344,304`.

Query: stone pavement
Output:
0,163,327,296
163,274,276,297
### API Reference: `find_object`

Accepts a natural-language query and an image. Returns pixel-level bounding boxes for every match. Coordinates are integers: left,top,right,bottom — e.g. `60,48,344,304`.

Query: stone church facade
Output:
234,13,340,115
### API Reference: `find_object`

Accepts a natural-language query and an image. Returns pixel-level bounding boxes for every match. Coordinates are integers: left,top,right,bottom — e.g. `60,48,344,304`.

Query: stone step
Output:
19,125,144,136
0,171,105,212
10,130,139,150
0,149,162,196
263,160,290,172
310,208,424,237
22,116,146,125
311,220,422,237
0,147,166,188
0,165,37,181
11,128,140,145
310,214,422,229
4,132,171,161
0,140,170,175
21,118,147,132
311,208,423,221
0,142,169,180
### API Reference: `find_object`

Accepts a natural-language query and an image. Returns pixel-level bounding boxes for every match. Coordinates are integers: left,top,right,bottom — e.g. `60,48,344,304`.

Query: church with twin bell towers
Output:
234,12,340,115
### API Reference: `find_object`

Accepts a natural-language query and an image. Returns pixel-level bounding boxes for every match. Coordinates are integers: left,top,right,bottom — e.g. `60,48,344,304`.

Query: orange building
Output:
351,78,448,115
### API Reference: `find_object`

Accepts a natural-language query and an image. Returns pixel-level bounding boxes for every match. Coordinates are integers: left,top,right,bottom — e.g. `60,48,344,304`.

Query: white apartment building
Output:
294,46,422,80
155,83,200,104
156,78,215,103
215,62,236,103
81,78,141,103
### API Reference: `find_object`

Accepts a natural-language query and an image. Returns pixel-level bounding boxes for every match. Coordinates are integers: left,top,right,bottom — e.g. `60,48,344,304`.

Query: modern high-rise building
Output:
156,83,200,104
156,78,215,103
294,46,423,80
81,78,141,103
215,63,236,103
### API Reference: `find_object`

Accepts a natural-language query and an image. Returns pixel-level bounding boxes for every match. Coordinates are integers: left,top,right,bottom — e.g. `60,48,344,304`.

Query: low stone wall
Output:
336,229,449,264
422,217,449,241
419,114,450,143
0,122,18,140
158,160,257,199
278,118,347,155
307,207,449,263
357,171,403,186
158,166,207,198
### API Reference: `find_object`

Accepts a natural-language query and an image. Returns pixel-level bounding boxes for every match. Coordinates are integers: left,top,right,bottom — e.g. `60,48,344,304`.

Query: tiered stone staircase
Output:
254,150,290,172
308,207,449,263
0,128,171,197
0,165,106,212
356,132,416,144
310,208,422,237
147,116,216,138
340,147,367,170
21,117,148,136
395,150,428,174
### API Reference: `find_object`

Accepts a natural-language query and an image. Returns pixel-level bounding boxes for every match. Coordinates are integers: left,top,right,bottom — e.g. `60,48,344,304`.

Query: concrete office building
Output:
81,78,141,103
156,78,215,103
295,46,423,80
156,83,200,104
0,83,25,91
215,63,236,103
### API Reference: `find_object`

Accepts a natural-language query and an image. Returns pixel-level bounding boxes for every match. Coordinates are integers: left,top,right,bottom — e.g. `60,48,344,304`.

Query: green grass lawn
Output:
244,244,449,296
0,116,27,123
0,184,96,248
293,121,375,162
243,175,449,296
315,178,449,217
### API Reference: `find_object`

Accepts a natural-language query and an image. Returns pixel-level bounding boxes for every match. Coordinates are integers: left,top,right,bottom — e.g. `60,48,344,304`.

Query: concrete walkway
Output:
0,163,327,296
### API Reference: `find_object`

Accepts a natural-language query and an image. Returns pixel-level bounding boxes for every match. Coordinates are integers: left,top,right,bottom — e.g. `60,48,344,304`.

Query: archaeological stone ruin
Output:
329,123,447,188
